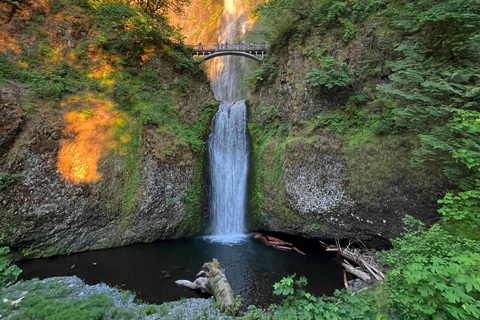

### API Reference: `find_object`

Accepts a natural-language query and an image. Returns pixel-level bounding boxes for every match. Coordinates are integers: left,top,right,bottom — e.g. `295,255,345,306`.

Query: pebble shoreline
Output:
1,276,238,320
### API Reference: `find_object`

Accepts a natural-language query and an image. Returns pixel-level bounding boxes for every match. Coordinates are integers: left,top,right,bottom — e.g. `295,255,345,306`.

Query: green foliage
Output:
248,106,303,228
260,105,279,122
380,216,480,320
244,63,277,90
270,274,378,320
95,2,175,65
0,247,21,287
128,0,190,16
306,56,354,89
166,199,175,208
180,193,191,203
0,53,31,83
21,247,41,257
0,279,140,319
0,173,19,191
438,189,480,225
254,0,384,46
378,0,480,195
29,73,79,100
169,48,206,76
14,293,114,319
384,0,480,60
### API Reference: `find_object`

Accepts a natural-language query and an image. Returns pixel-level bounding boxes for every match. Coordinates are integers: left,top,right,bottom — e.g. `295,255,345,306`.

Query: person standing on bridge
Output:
198,42,203,50
225,41,228,49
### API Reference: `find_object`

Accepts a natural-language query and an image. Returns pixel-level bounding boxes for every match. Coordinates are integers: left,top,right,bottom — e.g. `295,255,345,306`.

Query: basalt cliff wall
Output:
246,23,447,246
0,0,216,257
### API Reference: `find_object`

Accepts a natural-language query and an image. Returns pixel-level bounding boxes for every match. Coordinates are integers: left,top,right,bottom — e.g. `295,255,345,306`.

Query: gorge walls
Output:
246,23,448,246
0,0,216,256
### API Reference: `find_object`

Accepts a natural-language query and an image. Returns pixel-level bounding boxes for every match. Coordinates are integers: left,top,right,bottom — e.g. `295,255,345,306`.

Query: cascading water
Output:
208,0,251,101
208,101,249,240
206,0,252,241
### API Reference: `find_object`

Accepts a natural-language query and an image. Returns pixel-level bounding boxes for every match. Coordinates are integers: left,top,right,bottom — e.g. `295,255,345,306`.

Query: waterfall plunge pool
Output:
17,234,343,308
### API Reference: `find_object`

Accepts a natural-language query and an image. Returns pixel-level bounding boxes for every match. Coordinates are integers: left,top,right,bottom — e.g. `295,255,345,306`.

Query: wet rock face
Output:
0,149,198,255
284,155,353,217
248,33,445,246
257,140,443,247
0,87,24,152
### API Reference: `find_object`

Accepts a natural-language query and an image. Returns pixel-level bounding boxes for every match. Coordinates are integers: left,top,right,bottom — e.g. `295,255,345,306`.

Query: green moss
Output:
343,130,436,203
171,100,218,236
118,121,143,215
172,153,206,236
248,106,306,228
440,220,480,242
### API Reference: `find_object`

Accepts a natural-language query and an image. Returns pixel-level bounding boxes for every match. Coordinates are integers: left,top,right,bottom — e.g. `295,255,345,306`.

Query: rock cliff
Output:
0,0,216,256
247,26,447,246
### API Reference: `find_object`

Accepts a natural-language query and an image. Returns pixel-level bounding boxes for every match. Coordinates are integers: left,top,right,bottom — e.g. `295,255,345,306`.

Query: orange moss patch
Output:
0,31,22,54
58,96,118,184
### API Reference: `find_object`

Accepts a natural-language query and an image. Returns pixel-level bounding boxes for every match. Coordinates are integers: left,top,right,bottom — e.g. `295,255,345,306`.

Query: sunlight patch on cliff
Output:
58,95,118,184
0,31,22,54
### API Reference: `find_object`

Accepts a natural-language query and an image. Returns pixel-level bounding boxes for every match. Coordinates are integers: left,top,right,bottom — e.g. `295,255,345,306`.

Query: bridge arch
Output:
190,44,269,63
201,51,264,62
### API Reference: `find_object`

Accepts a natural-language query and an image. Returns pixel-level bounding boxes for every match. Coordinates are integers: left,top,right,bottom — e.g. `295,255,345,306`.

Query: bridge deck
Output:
191,44,269,52
190,44,269,62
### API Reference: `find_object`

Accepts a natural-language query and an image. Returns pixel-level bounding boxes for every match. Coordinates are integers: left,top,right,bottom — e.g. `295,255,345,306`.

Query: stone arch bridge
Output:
191,44,269,62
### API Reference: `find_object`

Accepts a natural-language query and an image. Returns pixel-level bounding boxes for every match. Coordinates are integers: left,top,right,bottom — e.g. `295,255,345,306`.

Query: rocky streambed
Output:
1,276,235,320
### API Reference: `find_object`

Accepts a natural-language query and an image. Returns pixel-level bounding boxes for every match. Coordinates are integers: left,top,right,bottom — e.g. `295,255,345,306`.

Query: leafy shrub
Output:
0,173,19,191
0,247,22,287
0,53,30,83
380,216,480,320
244,63,277,89
270,274,377,320
305,56,354,89
255,0,384,46
95,2,175,64
260,105,279,122
180,193,191,203
169,49,206,75
166,199,175,208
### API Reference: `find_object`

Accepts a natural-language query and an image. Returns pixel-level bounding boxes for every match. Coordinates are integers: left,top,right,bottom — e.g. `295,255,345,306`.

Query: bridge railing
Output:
191,44,270,52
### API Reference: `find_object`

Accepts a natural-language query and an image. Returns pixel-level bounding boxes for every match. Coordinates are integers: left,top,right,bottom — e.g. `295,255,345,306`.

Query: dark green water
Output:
17,235,343,308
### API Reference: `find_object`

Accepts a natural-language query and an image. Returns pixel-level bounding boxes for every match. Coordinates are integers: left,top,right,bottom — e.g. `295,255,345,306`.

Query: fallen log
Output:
260,236,270,246
265,235,283,242
362,260,384,281
176,259,237,314
273,245,293,251
343,270,349,289
175,278,211,294
268,241,293,246
252,232,306,255
292,247,306,255
340,261,373,284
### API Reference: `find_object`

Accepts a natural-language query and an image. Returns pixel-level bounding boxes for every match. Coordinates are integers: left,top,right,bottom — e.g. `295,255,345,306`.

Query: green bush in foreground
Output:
0,247,21,287
380,216,480,320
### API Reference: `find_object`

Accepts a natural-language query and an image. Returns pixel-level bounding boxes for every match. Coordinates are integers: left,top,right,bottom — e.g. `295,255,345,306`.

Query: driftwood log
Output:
322,240,386,294
251,232,306,255
175,259,237,314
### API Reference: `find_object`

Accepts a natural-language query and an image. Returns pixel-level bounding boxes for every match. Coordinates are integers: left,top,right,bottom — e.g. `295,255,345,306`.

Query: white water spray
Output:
206,0,253,243
207,101,249,242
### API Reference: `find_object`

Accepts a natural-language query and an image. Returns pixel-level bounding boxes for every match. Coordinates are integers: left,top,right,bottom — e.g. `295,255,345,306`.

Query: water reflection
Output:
17,235,343,308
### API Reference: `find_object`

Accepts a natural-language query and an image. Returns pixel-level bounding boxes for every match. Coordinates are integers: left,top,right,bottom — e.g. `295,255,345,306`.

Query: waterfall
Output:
206,0,252,242
207,0,250,101
207,101,249,241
